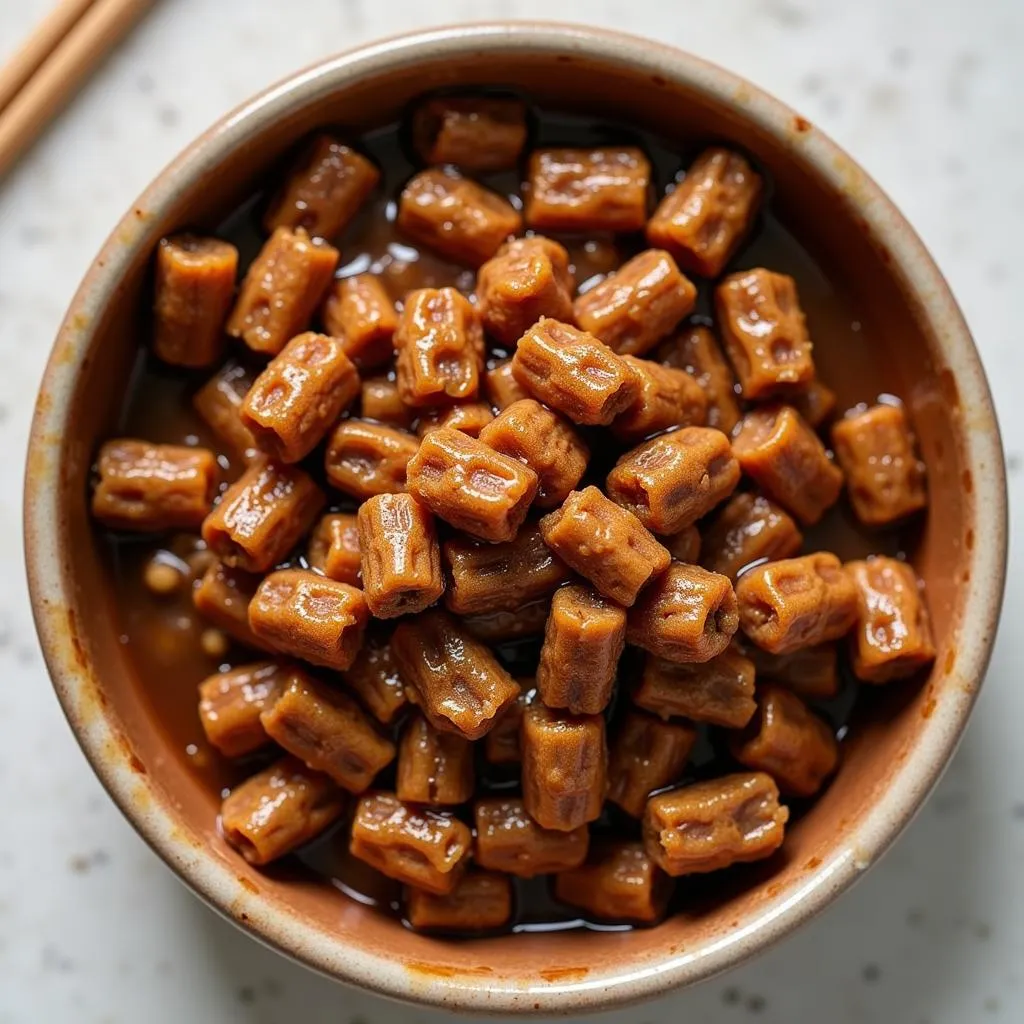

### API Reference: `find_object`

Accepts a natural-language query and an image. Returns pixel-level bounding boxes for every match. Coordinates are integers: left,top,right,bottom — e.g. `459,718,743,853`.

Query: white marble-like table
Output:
1,1,1021,1021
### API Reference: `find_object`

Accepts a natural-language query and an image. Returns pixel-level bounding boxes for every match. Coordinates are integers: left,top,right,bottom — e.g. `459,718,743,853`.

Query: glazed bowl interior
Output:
26,23,1005,1015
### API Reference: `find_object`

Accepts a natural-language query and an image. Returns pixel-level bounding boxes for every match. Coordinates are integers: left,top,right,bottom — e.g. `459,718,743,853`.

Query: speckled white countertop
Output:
1,1,1022,1021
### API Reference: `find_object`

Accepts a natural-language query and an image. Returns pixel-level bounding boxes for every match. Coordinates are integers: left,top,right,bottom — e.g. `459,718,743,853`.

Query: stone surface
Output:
1,1,1022,1021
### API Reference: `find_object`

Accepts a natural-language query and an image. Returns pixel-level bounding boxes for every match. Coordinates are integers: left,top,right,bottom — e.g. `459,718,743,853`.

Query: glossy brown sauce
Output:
104,108,913,934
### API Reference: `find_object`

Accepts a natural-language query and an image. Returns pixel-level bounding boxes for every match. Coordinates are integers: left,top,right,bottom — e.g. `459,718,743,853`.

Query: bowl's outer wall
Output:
24,24,1006,1016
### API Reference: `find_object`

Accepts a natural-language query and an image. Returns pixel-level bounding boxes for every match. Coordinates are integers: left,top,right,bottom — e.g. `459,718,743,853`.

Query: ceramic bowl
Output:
24,23,1007,1015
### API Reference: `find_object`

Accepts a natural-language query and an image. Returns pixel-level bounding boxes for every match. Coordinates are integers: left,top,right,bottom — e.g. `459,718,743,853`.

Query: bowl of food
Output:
25,21,1006,1015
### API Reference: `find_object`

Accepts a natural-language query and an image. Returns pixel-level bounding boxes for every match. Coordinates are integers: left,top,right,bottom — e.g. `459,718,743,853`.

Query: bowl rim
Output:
24,21,1007,1015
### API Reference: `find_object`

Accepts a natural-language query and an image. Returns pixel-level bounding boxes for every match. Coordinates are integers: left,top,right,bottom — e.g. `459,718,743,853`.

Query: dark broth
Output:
104,105,913,933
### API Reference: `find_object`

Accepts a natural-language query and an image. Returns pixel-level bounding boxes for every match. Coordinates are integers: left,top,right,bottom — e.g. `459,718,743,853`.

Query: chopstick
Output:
0,0,155,180
0,0,97,115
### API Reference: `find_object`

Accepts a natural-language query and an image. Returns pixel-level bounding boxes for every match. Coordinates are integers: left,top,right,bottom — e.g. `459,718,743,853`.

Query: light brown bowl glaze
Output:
24,23,1006,1015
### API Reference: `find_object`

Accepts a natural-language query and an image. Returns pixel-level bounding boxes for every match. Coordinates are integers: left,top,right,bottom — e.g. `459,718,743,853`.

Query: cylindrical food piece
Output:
478,399,589,509
324,419,420,500
306,513,361,587
264,135,379,239
349,792,471,895
607,427,740,535
322,274,398,370
633,647,756,728
193,560,270,651
744,643,840,700
736,553,858,655
483,685,535,765
715,269,815,398
474,796,588,876
198,661,287,757
391,610,520,740
153,234,237,368
666,525,701,564
415,402,494,438
524,147,651,233
221,757,344,865
92,440,219,532
700,492,803,580
483,360,530,410
192,360,259,461
607,711,697,818
260,667,395,792
240,332,360,463
249,569,369,671
521,704,606,832
832,403,928,526
357,493,443,618
627,562,739,664
396,714,474,806
573,249,697,356
643,772,788,876
226,227,339,355
536,584,626,715
342,637,408,725
394,288,482,407
361,376,412,428
731,685,839,797
477,236,575,345
412,96,527,171
510,318,641,425
847,557,935,682
201,460,324,573
554,842,672,924
406,427,538,543
405,871,513,933
442,524,569,615
658,324,742,434
646,147,762,278
397,168,522,266
732,405,843,525
611,356,708,443
463,600,551,643
539,487,670,607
